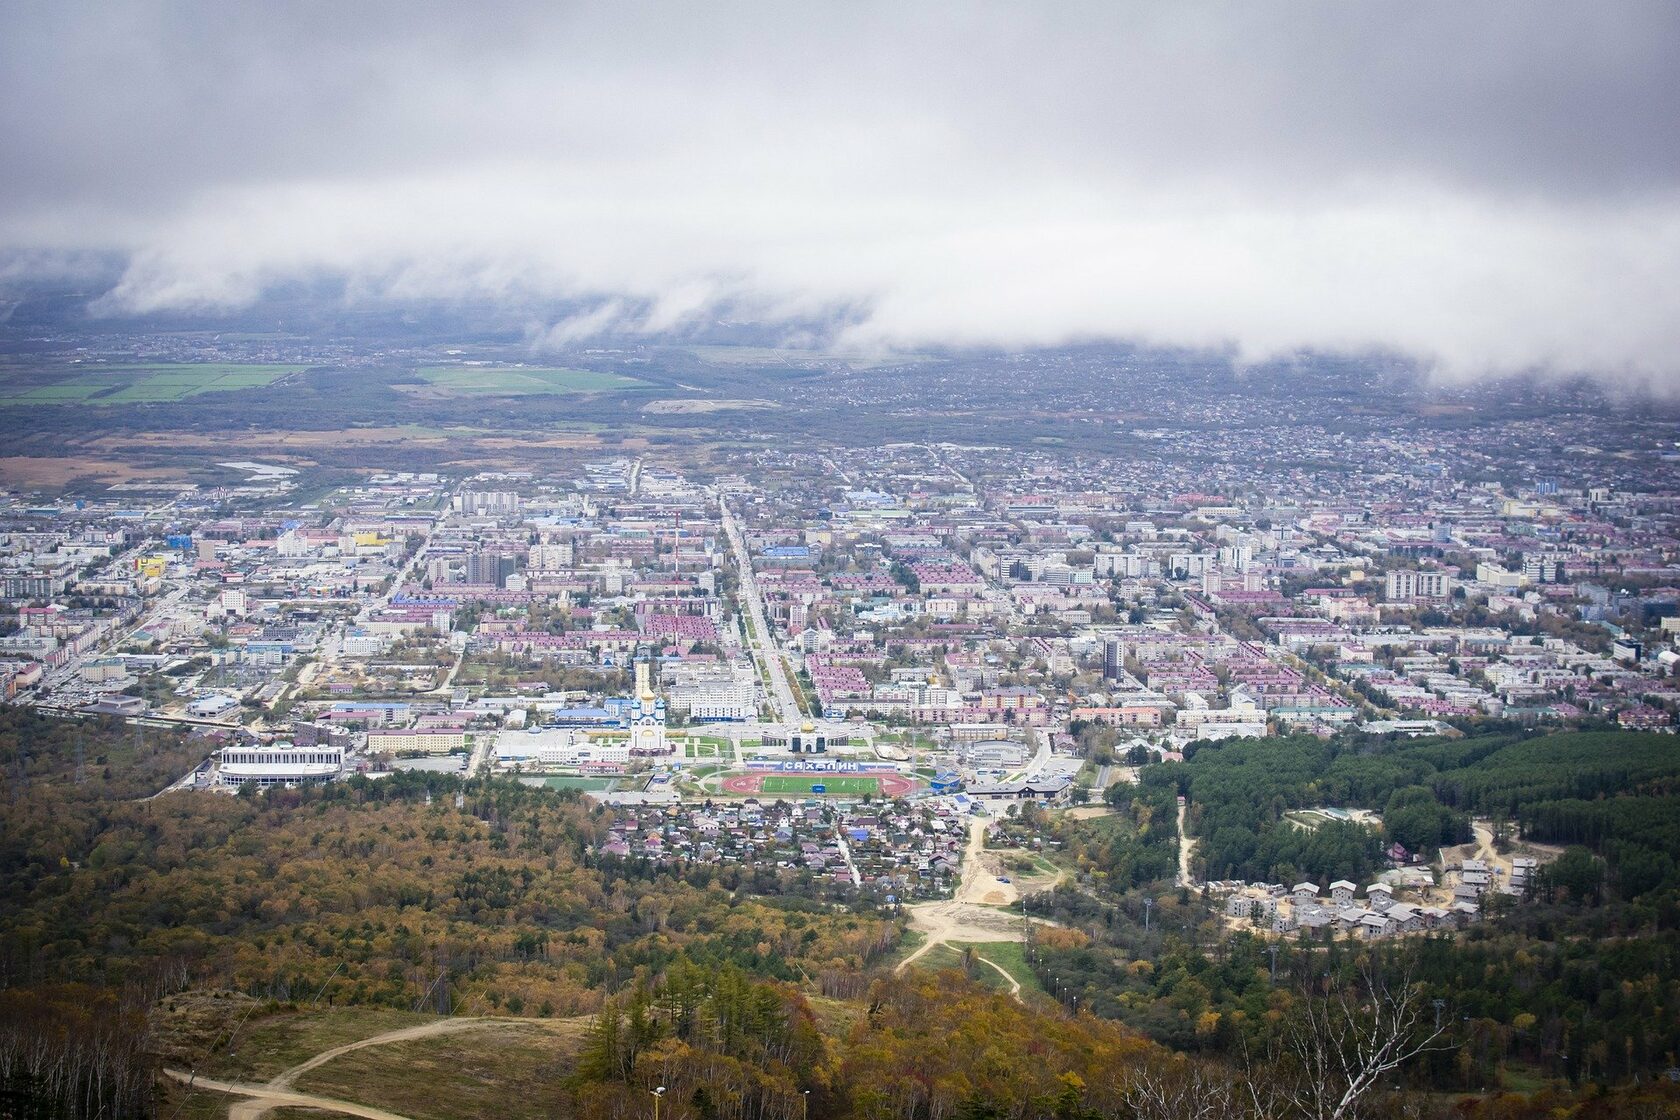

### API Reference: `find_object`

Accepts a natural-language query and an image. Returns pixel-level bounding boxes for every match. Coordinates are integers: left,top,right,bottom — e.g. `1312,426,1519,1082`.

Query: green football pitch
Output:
758,774,881,796
542,775,616,791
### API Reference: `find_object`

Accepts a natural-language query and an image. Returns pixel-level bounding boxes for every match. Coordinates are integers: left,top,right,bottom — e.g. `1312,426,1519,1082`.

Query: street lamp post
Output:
652,1085,666,1120
803,1088,810,1120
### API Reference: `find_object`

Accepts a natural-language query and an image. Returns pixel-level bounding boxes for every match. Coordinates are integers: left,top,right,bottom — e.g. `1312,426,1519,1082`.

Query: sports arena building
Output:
218,741,345,788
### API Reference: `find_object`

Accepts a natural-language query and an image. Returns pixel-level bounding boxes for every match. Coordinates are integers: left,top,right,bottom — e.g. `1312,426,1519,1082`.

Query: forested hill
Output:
4,708,1680,1118
1146,730,1680,906
1,742,899,1013
1021,730,1680,1094
0,704,208,801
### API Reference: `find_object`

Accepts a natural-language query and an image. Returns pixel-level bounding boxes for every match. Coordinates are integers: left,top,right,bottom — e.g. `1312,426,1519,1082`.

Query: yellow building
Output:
365,728,467,754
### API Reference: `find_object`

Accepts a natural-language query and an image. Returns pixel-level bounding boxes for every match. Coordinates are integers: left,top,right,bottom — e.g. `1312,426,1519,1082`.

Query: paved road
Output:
719,498,800,724
37,583,188,701
427,648,467,696
1023,726,1052,779
936,449,976,494
465,730,496,778
357,508,446,624
143,758,213,800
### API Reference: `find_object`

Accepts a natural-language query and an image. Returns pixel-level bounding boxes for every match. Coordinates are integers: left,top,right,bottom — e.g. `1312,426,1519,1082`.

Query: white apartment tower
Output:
1385,569,1451,602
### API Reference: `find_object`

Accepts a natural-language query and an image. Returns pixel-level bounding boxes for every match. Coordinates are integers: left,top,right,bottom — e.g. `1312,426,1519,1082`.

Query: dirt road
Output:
170,1016,526,1120
269,1018,498,1089
1176,799,1197,888
1439,821,1511,875
895,818,1050,996
164,1071,425,1120
956,816,1016,907
975,955,1022,999
1472,821,1498,865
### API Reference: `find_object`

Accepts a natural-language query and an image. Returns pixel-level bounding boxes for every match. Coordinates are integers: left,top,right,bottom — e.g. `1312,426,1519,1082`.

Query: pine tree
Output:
574,1002,624,1083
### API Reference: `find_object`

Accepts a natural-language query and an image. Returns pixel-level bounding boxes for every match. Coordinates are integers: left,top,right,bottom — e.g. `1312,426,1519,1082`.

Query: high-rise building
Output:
529,541,573,569
1385,569,1452,601
466,551,516,586
454,490,521,515
1103,639,1124,681
1522,554,1564,584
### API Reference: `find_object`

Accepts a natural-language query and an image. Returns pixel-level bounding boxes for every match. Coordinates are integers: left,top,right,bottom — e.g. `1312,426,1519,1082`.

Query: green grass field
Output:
413,366,645,395
954,940,1043,995
908,941,1044,998
0,364,303,405
682,737,728,759
541,776,615,791
758,774,880,796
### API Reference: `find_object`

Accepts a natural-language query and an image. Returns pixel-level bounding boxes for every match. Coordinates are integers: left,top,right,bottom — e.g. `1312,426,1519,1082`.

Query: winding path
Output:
165,1071,423,1120
270,1018,498,1089
168,1016,514,1120
974,954,1023,999
895,817,1051,1002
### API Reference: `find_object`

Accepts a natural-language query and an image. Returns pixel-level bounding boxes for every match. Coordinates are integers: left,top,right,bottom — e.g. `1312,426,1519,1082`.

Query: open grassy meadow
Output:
0,364,303,405
909,941,1044,998
955,940,1042,995
155,999,435,1084
413,366,645,395
293,1020,586,1120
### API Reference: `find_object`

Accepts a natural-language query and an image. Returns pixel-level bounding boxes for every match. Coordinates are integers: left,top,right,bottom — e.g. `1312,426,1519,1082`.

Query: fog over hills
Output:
2,2,1678,388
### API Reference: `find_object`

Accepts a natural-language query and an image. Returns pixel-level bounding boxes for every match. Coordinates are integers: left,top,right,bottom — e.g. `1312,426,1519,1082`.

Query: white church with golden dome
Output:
628,659,668,756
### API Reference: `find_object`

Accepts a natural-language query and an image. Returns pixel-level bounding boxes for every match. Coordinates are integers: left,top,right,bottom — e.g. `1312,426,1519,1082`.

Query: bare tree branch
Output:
1252,957,1451,1120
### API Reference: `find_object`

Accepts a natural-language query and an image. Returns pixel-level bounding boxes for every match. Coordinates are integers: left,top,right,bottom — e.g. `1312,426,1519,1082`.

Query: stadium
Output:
717,770,917,798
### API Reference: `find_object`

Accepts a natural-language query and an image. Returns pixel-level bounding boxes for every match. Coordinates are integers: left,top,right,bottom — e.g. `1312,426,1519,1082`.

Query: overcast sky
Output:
2,3,1677,385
